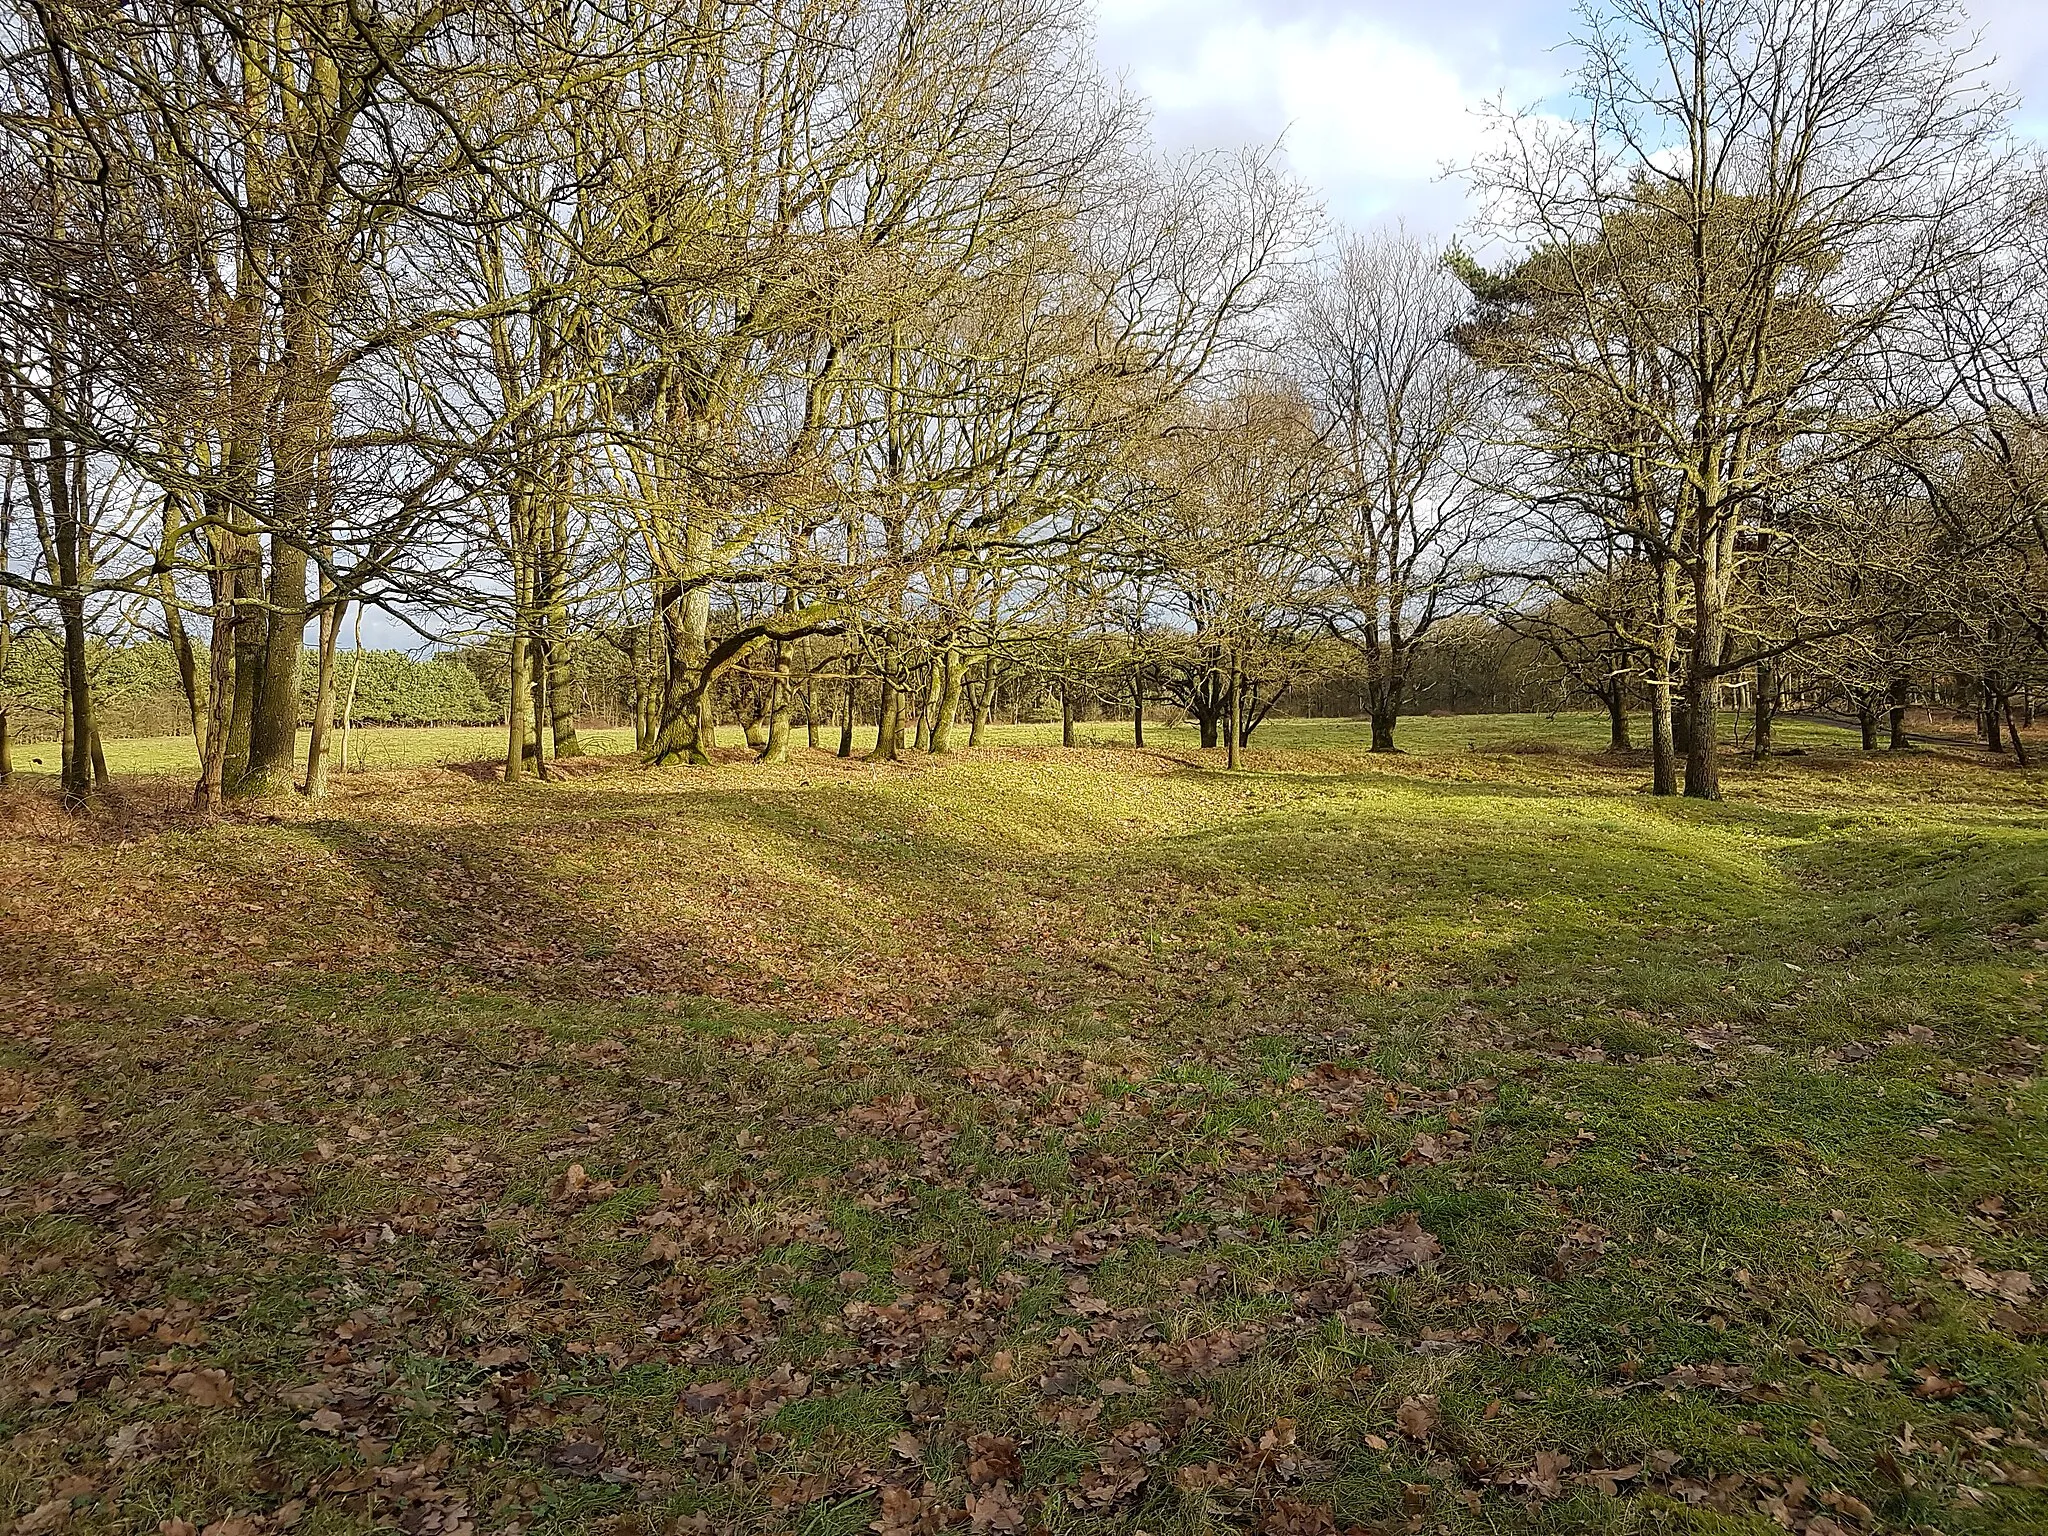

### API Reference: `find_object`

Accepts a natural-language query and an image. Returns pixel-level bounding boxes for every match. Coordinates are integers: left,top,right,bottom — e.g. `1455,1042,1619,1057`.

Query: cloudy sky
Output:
1092,0,2048,237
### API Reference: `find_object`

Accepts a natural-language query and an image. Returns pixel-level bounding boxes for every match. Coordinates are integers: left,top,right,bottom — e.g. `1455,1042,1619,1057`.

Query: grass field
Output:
6,708,1882,779
3,717,2046,1535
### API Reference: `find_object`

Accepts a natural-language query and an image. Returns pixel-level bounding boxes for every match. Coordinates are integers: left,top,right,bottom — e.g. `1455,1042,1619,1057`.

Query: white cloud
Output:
1094,0,2048,233
1095,2,1559,232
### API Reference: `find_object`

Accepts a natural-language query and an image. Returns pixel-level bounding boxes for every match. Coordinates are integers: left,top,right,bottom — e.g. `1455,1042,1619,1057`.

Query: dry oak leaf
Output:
170,1368,234,1408
1395,1395,1439,1442
104,1422,155,1466
766,1473,839,1510
1577,1463,1642,1497
1258,1497,1338,1536
1954,1266,2034,1301
15,1502,70,1536
1514,1449,1571,1499
679,1381,730,1416
552,1438,605,1471
871,1485,946,1536
1649,1362,1754,1393
1073,1457,1146,1509
1342,1212,1442,1280
964,1484,1027,1534
967,1434,1023,1488
1406,1134,1448,1165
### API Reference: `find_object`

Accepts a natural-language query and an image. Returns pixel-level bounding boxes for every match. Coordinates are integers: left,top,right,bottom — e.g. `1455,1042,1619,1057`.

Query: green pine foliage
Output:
304,648,497,727
3,640,499,734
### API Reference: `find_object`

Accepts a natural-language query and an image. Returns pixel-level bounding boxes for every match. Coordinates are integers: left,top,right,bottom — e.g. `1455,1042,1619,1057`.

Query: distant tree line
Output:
1,641,494,742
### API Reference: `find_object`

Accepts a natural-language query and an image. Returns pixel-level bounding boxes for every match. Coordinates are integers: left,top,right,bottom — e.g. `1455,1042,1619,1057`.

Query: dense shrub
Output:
3,641,500,736
306,649,496,726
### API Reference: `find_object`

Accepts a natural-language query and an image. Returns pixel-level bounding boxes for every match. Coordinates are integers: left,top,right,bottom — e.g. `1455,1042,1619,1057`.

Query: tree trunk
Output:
537,615,581,759
1647,562,1679,795
1858,699,1879,751
1132,668,1145,749
805,660,821,750
241,535,308,796
157,512,204,742
696,687,718,754
1683,676,1720,799
1683,556,1723,800
89,723,108,789
338,636,361,779
636,613,660,751
838,666,857,758
1060,679,1076,748
0,592,10,783
1606,691,1631,752
52,446,93,812
1369,703,1397,753
305,597,346,797
497,593,528,782
2003,693,2028,768
929,646,963,753
1985,677,2004,752
544,504,583,758
527,633,550,777
869,665,901,761
1649,682,1676,794
1225,660,1241,769
244,158,338,797
1365,665,1403,752
912,660,940,752
639,619,661,751
760,639,793,763
217,196,265,798
1751,659,1776,761
647,582,710,765
1888,678,1910,750
504,605,531,783
197,526,238,813
647,499,714,764
224,530,262,788
970,665,995,746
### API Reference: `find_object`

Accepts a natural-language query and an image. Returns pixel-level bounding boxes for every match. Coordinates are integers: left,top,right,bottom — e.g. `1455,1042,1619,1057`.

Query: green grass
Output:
7,707,1861,777
2,716,2045,1535
4,724,640,777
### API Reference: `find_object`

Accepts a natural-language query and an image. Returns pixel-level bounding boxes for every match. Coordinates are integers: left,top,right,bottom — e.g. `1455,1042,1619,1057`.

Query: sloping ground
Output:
2,722,2046,1536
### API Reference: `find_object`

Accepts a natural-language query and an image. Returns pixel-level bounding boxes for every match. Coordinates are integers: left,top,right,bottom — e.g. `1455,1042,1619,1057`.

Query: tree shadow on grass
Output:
9,744,2040,1070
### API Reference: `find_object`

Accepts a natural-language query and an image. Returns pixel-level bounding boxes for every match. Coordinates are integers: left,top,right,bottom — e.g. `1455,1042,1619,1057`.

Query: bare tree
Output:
1295,231,1498,752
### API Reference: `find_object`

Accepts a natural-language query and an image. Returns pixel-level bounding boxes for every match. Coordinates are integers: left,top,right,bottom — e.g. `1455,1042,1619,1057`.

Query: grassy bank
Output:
3,719,2045,1534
